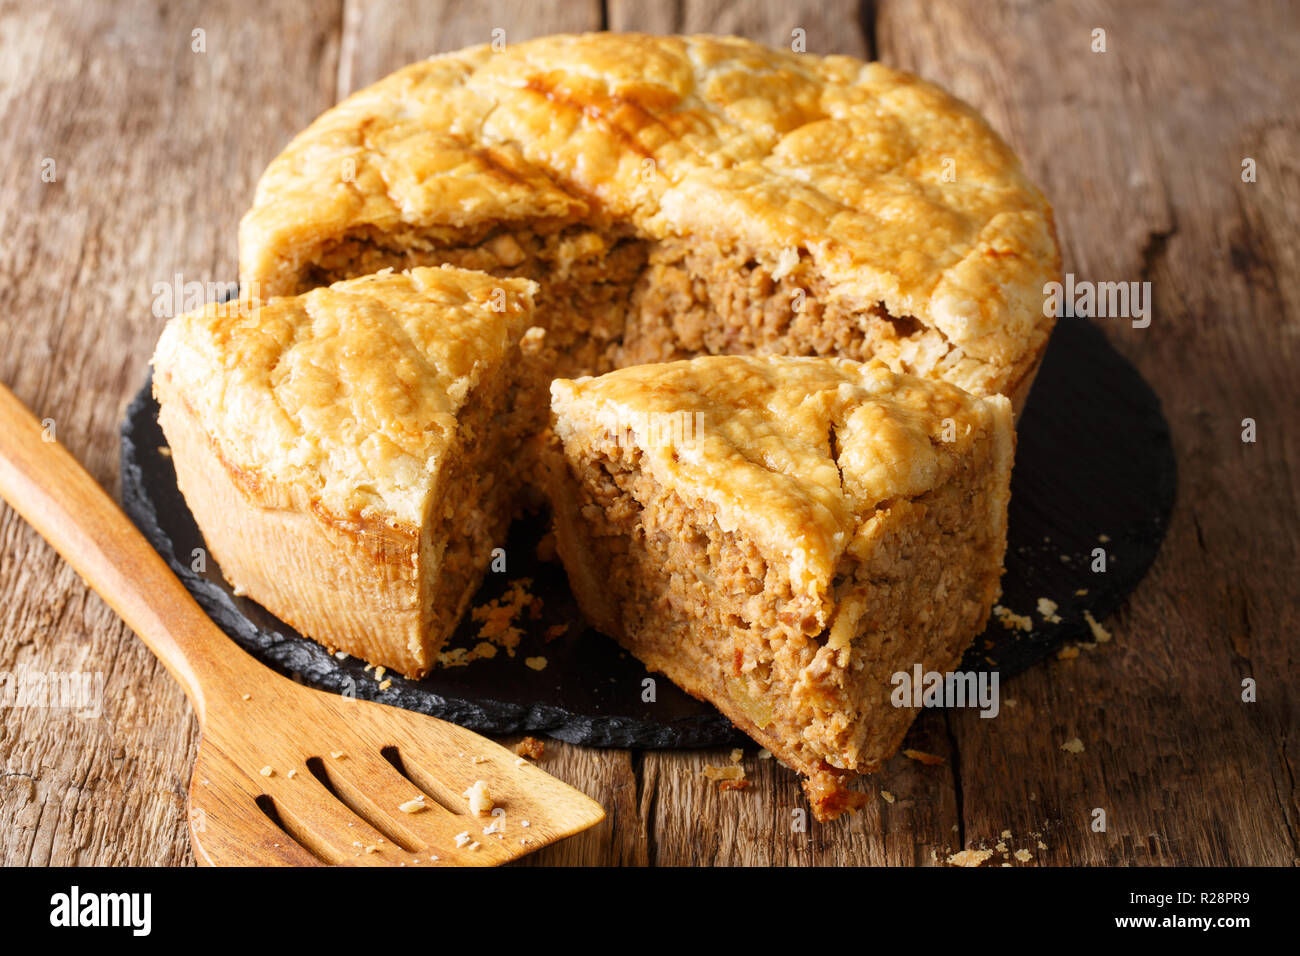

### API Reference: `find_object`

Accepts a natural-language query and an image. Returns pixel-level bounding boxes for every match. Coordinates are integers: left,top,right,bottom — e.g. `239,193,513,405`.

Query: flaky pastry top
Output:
240,33,1059,387
153,266,537,528
551,355,1014,598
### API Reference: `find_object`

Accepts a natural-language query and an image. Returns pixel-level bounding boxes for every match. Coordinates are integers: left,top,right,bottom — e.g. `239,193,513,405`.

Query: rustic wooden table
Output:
1,0,1296,867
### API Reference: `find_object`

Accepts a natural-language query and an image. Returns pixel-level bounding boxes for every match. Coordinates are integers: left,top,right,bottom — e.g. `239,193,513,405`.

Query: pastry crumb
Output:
398,796,427,813
1036,597,1061,623
1057,645,1080,660
463,780,494,816
946,848,995,867
515,736,545,760
1083,609,1112,643
903,748,945,766
1014,848,1033,862
881,790,896,804
993,604,1033,633
702,764,745,782
259,766,273,777
470,578,539,656
803,771,869,820
1060,737,1085,754
524,656,548,671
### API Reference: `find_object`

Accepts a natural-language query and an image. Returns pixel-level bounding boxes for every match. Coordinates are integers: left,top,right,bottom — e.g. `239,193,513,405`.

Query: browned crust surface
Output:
240,33,1061,406
151,267,540,677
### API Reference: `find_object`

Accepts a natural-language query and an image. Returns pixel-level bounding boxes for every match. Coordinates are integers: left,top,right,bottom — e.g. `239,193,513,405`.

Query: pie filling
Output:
418,353,545,672
296,223,990,391
548,407,1007,818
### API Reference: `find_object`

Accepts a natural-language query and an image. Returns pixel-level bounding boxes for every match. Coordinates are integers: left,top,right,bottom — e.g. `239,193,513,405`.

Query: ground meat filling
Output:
298,225,954,381
420,355,532,663
556,421,1005,785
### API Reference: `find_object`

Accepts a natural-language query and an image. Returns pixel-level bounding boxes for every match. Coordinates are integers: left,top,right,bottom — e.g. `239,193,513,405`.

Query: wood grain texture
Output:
0,378,605,866
0,0,344,868
1,0,1296,866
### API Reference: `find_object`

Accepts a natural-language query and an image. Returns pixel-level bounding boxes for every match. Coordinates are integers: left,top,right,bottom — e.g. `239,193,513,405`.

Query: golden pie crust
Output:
239,33,1060,406
152,266,539,677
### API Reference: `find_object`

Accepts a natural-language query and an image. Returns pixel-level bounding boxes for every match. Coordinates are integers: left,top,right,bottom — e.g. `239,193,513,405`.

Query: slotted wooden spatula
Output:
0,383,604,865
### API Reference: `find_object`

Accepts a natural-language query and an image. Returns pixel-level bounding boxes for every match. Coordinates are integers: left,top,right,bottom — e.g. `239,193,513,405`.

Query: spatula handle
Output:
0,382,242,721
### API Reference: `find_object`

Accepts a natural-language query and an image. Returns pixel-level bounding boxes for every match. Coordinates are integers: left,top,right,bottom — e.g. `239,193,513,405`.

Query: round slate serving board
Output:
121,315,1176,748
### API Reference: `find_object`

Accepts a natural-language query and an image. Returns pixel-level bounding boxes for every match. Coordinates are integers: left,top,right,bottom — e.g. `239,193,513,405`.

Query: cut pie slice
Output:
152,266,541,678
544,355,1015,819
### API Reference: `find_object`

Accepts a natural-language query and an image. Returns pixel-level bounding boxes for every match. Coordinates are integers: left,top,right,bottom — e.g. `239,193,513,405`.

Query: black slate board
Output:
121,315,1176,748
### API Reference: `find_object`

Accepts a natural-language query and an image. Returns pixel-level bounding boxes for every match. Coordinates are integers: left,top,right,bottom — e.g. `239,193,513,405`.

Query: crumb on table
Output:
515,736,545,760
946,848,995,867
903,748,945,766
702,764,745,782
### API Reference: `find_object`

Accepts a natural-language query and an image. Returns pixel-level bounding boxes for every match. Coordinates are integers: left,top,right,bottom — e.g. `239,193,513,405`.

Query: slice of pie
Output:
543,355,1015,819
152,266,540,678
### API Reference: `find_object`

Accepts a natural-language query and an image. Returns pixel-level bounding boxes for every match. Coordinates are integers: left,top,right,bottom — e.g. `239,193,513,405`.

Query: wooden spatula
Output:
0,383,605,865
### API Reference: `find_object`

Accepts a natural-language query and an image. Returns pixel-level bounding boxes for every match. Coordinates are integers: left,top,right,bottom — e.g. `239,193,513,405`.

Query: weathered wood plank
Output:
1,0,1296,867
608,0,869,58
502,738,648,866
878,0,1300,866
0,0,345,867
337,0,604,96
